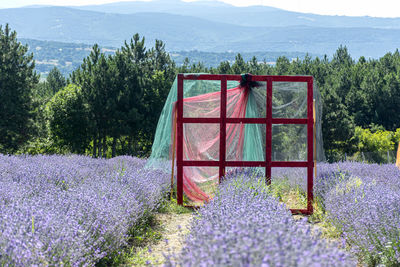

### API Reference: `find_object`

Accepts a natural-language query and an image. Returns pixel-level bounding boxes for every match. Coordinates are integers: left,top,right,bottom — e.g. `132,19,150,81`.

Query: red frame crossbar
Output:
176,74,314,215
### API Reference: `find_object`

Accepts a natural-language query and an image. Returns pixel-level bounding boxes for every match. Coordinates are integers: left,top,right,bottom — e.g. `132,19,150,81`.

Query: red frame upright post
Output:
176,74,184,205
266,77,273,185
176,74,314,215
219,76,227,182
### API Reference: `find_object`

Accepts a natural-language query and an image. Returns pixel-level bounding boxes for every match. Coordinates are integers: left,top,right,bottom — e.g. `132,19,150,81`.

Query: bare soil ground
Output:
142,213,192,266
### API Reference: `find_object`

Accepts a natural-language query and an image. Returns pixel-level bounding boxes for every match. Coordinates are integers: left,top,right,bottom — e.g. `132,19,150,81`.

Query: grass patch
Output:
96,213,163,266
269,178,343,241
309,197,343,239
96,197,192,266
158,198,193,214
269,178,307,210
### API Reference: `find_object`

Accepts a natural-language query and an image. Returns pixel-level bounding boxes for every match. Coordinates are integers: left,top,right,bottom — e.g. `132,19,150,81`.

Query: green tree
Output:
247,56,262,74
310,55,331,88
118,34,148,155
47,84,90,154
177,57,191,73
331,45,354,70
72,44,108,157
231,53,247,74
216,61,231,74
0,24,39,153
373,51,400,130
144,39,176,146
275,56,291,75
28,82,54,151
70,34,177,157
321,88,355,159
47,66,66,95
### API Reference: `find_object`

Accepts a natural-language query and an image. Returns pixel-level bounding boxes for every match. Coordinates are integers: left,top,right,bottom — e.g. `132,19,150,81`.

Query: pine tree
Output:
0,24,38,153
47,67,66,95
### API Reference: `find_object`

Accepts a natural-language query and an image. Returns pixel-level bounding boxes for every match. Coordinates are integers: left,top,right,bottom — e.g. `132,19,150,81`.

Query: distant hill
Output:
21,38,317,77
74,0,400,29
0,7,265,48
0,2,399,59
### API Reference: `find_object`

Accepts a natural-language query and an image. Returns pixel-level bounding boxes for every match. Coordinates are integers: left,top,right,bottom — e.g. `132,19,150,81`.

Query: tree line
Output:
1,24,400,160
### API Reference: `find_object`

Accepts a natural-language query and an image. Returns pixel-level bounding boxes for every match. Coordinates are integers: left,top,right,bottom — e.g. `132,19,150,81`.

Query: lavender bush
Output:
316,162,400,265
167,169,354,266
0,154,169,266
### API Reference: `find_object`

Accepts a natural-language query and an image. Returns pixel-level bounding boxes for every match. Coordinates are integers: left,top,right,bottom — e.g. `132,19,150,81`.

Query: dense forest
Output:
1,24,400,161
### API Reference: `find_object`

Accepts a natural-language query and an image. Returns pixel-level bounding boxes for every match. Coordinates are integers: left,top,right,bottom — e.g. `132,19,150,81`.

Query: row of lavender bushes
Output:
0,155,169,266
250,163,400,265
166,169,355,266
315,162,400,266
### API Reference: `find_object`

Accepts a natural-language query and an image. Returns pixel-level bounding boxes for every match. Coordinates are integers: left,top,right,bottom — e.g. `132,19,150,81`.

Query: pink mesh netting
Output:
172,86,250,202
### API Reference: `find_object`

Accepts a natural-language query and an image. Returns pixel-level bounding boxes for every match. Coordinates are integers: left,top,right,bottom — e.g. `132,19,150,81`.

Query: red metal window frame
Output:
176,74,314,215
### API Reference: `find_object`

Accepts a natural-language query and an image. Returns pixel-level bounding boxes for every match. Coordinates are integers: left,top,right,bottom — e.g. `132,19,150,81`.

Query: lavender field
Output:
175,163,400,266
166,169,355,266
0,155,169,266
1,154,400,266
317,162,400,266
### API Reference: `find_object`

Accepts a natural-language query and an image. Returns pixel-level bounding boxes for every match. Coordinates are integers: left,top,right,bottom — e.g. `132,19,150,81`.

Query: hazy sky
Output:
0,0,399,18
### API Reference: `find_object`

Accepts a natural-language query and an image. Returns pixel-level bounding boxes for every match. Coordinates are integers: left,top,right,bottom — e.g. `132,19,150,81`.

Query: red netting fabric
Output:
172,86,249,202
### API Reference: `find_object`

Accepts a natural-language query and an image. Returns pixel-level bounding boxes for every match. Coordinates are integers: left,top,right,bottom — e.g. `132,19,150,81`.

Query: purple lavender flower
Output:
316,162,400,265
166,170,355,266
0,154,169,266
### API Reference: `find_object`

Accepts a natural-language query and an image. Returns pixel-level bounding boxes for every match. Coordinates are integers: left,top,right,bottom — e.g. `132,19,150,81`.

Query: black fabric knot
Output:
240,73,263,89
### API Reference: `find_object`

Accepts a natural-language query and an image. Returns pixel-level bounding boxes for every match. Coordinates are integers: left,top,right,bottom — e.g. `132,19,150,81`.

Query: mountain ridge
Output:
0,3,399,59
70,0,400,28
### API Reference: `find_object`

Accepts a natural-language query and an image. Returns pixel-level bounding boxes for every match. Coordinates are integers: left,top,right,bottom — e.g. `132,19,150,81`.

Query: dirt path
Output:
144,212,193,266
131,212,356,266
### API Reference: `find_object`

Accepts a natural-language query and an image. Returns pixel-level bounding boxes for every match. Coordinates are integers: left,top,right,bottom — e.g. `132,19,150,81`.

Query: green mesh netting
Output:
146,74,325,203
